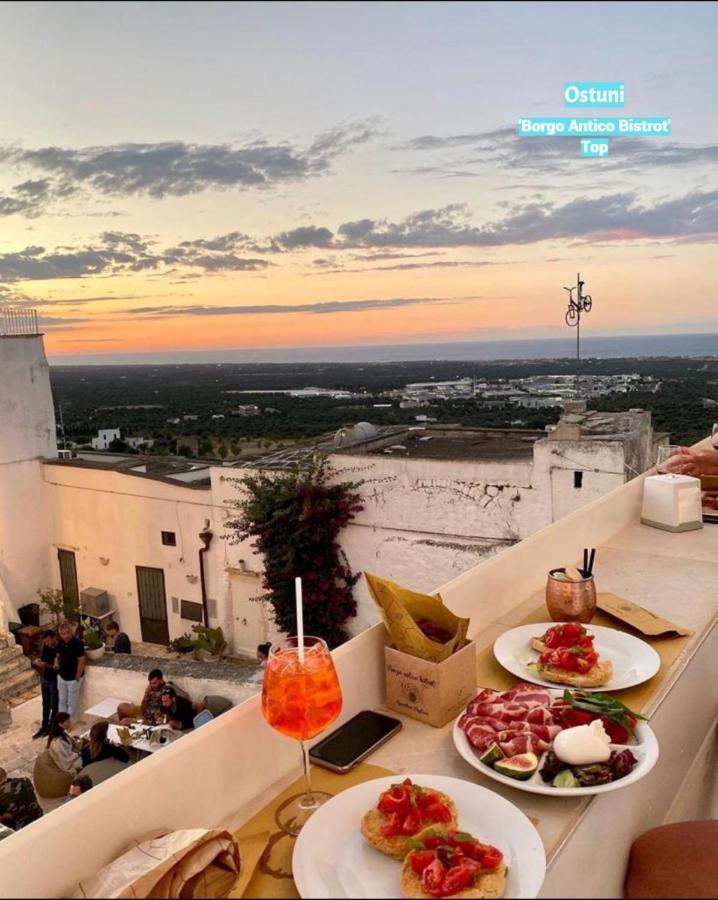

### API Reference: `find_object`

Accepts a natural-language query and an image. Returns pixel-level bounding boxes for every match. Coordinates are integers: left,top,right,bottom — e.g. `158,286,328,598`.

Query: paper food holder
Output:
641,473,703,532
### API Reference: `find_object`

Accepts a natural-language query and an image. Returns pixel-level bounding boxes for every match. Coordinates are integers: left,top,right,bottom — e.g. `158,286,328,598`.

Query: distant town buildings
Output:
392,372,656,410
126,436,154,450
91,428,120,450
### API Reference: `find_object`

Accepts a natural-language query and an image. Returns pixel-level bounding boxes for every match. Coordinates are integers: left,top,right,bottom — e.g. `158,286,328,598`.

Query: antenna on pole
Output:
563,272,593,397
58,403,67,450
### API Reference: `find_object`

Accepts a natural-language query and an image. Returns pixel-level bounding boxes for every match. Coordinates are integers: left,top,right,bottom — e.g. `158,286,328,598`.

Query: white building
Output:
0,322,664,657
90,428,121,450
126,436,153,450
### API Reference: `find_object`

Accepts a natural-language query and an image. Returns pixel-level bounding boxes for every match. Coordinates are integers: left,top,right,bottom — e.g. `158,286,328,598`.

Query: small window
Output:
181,600,204,622
573,471,583,489
161,531,177,546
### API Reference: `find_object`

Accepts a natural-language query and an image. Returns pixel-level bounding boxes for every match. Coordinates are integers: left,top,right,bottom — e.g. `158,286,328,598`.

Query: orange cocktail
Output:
261,636,343,835
262,640,342,741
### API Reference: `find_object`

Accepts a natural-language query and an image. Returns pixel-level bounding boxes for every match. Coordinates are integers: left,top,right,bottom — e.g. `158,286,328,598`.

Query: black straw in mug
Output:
583,548,588,575
588,548,596,576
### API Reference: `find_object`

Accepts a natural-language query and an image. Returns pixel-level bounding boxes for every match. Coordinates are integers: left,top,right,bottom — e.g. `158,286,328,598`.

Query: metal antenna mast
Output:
58,403,67,450
563,272,593,396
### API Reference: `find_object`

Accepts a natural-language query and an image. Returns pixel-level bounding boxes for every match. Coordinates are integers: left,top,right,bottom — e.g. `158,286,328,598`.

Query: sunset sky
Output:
0,1,717,360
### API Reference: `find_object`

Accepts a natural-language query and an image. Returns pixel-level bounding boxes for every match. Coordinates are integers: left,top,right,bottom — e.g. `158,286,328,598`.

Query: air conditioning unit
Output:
80,587,110,617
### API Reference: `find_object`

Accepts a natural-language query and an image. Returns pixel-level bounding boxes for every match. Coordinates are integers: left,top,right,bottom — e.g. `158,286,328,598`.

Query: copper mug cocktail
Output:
261,636,342,834
545,568,597,623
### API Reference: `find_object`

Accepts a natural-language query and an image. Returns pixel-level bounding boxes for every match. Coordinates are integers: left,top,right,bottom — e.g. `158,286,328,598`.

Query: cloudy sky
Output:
0,1,717,359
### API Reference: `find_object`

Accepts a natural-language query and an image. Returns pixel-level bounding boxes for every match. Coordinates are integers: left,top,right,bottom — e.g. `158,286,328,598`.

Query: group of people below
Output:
31,621,132,737
117,669,203,731
0,717,104,840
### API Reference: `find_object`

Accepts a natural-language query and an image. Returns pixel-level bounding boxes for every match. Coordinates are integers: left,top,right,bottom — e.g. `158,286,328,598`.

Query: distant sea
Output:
49,332,718,366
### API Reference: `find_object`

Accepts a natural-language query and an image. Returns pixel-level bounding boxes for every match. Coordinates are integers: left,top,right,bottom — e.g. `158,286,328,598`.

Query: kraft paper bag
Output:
68,828,241,899
364,571,469,662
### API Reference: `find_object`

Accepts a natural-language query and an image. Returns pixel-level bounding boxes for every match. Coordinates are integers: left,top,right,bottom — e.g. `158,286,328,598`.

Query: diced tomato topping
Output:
421,859,447,898
442,862,475,896
400,807,423,835
561,622,584,641
409,850,436,875
378,784,410,814
481,848,503,870
425,802,453,823
417,791,438,811
540,638,598,673
448,832,475,856
380,812,402,837
423,834,444,850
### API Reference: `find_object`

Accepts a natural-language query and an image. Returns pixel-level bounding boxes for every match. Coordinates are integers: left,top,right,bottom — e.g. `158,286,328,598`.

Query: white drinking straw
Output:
295,576,305,662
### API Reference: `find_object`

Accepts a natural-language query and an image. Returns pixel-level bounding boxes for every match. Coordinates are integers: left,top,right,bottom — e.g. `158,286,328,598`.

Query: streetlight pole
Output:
563,273,593,397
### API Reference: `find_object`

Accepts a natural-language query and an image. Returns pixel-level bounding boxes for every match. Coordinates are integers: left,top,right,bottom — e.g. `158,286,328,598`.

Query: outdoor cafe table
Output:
81,722,180,755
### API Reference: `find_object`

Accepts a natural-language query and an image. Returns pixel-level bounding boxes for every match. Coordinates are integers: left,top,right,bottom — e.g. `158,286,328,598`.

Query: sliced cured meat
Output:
459,683,562,758
526,706,554,725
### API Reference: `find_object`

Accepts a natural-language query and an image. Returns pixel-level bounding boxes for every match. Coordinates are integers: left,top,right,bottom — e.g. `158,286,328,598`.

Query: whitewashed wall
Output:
44,465,222,644
0,336,56,620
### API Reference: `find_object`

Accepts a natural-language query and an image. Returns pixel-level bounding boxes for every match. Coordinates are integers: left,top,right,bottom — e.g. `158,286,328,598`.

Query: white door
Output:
228,570,268,658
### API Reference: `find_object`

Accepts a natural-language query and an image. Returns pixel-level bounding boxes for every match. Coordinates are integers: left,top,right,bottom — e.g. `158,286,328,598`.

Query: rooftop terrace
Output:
341,425,543,461
2,438,715,898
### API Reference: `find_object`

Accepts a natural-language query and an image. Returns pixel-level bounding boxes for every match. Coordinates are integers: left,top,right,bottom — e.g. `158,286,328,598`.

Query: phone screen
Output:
309,710,401,769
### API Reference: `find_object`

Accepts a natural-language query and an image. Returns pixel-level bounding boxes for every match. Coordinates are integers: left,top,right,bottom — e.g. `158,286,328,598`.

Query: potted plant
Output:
190,625,228,662
168,633,195,656
37,587,79,628
83,626,105,661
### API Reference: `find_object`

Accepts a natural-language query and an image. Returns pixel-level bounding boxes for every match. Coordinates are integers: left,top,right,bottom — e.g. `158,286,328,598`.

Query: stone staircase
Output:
0,634,40,707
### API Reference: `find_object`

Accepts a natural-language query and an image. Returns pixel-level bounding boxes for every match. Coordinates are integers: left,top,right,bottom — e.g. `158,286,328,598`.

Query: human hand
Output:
659,447,718,476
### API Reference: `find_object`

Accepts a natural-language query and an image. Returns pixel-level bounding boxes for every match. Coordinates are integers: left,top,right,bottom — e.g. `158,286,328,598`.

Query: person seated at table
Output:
105,622,131,655
80,722,130,767
0,767,43,830
159,687,199,731
46,713,82,778
65,774,93,802
117,669,170,725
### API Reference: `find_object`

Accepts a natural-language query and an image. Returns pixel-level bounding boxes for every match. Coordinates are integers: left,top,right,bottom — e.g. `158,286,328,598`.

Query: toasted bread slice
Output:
536,659,613,688
529,637,547,654
400,857,507,899
361,791,458,860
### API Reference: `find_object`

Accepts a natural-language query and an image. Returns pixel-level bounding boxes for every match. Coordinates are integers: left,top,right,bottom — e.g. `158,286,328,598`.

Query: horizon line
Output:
45,330,718,367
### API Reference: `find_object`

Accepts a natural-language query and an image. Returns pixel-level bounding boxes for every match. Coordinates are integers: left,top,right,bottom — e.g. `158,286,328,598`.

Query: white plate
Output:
493,622,661,691
453,698,659,797
292,773,546,899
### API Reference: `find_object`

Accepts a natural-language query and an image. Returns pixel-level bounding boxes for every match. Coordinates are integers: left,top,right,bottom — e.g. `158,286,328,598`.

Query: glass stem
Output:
301,740,313,798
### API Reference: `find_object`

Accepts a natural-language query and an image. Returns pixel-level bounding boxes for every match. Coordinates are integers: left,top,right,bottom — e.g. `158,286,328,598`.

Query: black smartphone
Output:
309,710,402,773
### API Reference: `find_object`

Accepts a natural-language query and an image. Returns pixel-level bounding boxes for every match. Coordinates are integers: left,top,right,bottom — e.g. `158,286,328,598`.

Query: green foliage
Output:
37,587,78,627
167,625,228,658
226,457,363,648
168,633,195,654
191,624,228,657
83,626,103,650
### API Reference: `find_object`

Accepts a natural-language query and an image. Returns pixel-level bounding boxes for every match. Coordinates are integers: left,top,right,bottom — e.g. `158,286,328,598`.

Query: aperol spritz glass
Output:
261,636,342,835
